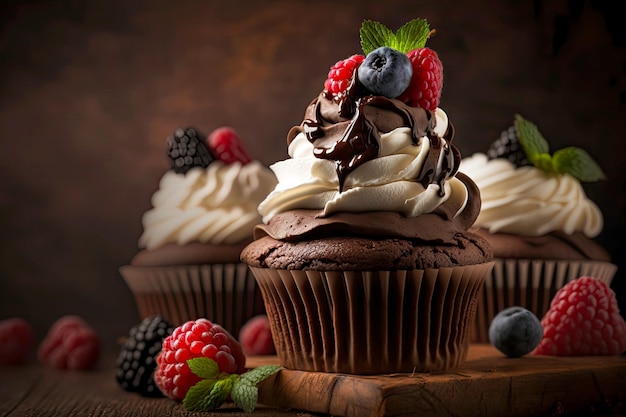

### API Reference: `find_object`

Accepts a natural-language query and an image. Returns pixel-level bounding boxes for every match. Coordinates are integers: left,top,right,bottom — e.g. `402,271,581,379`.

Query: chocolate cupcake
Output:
241,19,494,374
120,127,277,336
460,115,617,342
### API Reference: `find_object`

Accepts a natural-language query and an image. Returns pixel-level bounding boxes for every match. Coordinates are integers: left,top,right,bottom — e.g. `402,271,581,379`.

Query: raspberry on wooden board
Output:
38,315,100,370
0,318,35,365
238,315,276,356
154,318,246,400
534,276,626,356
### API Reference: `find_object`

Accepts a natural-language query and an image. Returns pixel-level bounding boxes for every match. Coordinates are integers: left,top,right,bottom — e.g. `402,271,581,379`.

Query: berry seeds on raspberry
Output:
154,318,246,400
534,276,626,356
397,47,443,111
323,54,364,97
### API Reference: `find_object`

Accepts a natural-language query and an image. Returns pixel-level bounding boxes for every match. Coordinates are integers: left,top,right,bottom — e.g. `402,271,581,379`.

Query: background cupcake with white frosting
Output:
119,126,277,336
460,114,617,342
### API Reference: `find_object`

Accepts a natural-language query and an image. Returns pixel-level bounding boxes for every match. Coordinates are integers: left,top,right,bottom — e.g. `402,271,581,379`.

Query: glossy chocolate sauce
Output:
300,74,461,194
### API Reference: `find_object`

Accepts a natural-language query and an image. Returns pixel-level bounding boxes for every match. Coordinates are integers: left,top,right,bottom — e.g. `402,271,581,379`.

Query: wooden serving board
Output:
247,344,626,417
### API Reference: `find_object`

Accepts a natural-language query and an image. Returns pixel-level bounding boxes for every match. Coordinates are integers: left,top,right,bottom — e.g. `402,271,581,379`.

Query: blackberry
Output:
166,127,214,174
115,315,174,397
487,126,530,167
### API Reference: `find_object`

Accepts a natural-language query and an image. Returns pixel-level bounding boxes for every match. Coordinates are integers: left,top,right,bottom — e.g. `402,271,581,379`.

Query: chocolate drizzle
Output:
416,124,461,197
299,81,461,194
304,98,380,191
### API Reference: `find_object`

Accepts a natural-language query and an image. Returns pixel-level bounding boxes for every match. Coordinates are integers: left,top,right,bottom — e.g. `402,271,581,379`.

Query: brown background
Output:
1,0,624,354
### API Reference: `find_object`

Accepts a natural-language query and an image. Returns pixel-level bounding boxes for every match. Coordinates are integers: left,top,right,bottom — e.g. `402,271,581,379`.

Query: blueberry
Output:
488,306,543,358
357,46,412,99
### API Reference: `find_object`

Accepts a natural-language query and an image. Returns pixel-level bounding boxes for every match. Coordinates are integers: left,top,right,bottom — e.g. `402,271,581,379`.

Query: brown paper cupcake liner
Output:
472,259,618,343
119,263,265,336
249,262,494,374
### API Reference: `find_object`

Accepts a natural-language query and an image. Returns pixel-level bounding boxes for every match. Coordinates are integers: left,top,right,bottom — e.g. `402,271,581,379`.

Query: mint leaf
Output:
183,374,239,412
514,114,549,159
360,20,394,55
187,357,220,379
231,379,257,413
231,366,280,413
392,18,430,53
552,147,606,182
182,378,217,411
513,114,606,182
360,19,432,55
531,152,554,173
241,365,281,385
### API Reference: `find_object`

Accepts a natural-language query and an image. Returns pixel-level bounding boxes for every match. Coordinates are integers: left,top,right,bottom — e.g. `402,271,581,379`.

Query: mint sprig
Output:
231,366,282,412
182,357,280,413
360,18,431,55
187,356,220,379
514,114,606,182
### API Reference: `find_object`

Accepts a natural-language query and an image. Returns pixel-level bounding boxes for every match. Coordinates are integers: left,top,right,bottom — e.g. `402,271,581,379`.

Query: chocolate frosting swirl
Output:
256,87,481,245
288,81,460,194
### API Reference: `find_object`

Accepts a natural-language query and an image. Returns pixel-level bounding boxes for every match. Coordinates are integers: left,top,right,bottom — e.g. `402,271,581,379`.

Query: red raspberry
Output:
154,318,246,400
397,47,443,111
207,127,252,165
38,315,100,370
238,315,276,356
534,277,626,356
324,54,365,96
0,317,35,365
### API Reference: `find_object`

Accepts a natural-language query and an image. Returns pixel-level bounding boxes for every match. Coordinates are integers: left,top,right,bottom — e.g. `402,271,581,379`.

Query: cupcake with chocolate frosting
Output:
241,19,493,374
120,126,277,336
460,114,617,342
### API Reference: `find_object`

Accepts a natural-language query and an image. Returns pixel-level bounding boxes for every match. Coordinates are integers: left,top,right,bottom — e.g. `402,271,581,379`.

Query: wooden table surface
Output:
1,344,625,417
0,359,310,417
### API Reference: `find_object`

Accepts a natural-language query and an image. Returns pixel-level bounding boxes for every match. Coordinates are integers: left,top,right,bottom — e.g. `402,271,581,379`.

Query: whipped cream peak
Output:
460,153,603,238
139,160,277,249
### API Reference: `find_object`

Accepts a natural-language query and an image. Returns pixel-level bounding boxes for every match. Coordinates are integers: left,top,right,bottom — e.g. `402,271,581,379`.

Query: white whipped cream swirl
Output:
139,161,277,249
459,153,603,237
259,108,470,224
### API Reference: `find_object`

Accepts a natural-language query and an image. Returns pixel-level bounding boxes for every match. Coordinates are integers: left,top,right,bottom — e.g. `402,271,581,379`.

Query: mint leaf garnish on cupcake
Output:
182,357,280,412
514,114,606,182
360,18,431,54
551,147,606,182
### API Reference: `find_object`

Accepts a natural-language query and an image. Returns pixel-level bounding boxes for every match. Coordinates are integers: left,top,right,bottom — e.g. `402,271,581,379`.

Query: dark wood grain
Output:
254,344,626,417
1,345,625,417
0,357,311,417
